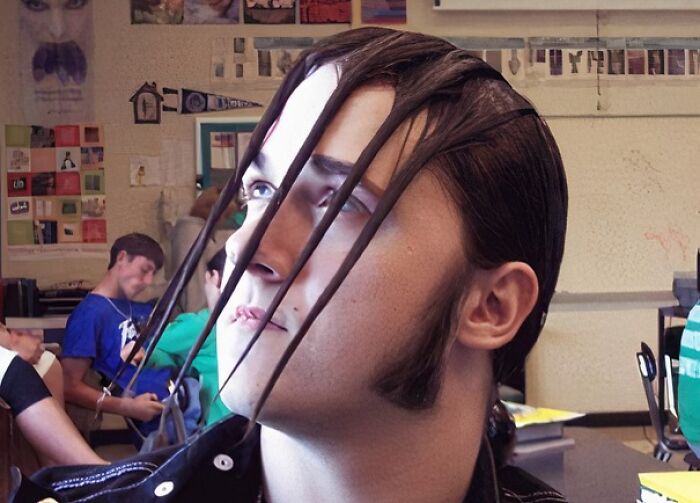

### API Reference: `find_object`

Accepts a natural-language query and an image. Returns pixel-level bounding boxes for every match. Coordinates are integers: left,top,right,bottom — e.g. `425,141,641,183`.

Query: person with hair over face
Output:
61,233,168,439
10,28,568,502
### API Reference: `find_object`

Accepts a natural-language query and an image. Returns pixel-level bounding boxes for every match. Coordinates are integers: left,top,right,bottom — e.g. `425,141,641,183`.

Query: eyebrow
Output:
253,152,382,196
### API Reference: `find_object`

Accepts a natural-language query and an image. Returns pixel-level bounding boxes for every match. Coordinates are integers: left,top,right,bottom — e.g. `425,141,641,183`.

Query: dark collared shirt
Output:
10,416,567,502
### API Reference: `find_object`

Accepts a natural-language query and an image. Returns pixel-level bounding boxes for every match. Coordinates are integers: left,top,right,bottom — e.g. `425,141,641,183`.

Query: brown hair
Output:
118,28,567,423
108,233,164,271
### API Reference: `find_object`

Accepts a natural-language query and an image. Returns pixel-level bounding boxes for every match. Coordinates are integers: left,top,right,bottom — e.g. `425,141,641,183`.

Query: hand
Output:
122,393,164,422
204,270,222,311
120,341,146,365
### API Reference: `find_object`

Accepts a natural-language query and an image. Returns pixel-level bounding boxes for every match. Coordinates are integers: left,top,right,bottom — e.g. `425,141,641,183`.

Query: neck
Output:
260,348,491,503
92,271,123,299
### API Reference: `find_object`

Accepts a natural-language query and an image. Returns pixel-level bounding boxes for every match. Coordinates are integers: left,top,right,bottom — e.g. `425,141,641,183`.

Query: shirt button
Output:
154,481,175,497
213,454,235,471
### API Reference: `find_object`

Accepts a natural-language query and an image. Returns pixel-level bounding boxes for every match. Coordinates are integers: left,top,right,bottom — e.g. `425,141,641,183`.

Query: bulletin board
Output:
3,124,108,261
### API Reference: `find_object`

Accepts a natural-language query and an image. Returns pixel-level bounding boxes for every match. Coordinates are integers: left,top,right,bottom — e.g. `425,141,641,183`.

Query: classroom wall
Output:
1,1,698,413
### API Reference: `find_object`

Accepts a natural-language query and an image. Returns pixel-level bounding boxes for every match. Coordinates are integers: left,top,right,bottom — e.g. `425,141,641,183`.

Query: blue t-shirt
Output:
63,293,171,399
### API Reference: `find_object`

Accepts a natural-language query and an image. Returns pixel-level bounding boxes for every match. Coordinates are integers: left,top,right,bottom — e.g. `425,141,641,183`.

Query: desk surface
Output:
516,427,675,502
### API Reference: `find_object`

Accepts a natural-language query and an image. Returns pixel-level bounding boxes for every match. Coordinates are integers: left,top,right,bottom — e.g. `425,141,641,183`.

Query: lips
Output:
234,305,287,332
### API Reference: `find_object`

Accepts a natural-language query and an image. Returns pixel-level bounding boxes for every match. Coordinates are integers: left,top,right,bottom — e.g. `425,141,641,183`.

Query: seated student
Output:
11,28,568,502
138,248,230,426
0,345,106,466
61,233,169,437
0,323,63,405
679,299,700,457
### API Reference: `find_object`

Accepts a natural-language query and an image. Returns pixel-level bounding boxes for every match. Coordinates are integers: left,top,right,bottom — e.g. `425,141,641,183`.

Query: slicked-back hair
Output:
115,28,567,424
295,28,568,399
108,233,164,271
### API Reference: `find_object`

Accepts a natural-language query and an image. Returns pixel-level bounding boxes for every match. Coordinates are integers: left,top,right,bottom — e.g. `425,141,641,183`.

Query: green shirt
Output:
149,309,230,426
679,301,700,444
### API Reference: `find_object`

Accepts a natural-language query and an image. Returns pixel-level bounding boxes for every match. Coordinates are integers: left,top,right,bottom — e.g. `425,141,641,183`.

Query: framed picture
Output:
195,117,259,190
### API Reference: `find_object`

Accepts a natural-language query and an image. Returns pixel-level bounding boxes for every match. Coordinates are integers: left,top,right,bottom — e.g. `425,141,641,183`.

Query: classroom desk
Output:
516,427,675,502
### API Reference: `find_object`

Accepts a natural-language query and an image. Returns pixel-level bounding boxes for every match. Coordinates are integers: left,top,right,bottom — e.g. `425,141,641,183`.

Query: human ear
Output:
455,262,539,351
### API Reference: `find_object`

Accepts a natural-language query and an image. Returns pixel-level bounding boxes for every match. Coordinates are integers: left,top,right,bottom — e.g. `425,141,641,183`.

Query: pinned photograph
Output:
131,0,184,24
57,147,81,171
59,198,82,219
81,124,103,146
30,126,55,148
130,82,163,124
504,49,524,79
54,125,81,147
184,0,239,23
245,0,296,24
361,0,406,24
81,169,105,195
56,172,82,196
31,172,56,196
81,146,104,167
129,155,161,187
81,196,106,218
564,50,584,77
7,198,33,221
587,50,606,75
627,49,645,75
59,221,82,243
648,50,665,75
526,48,548,78
608,49,625,76
7,148,31,172
7,221,35,246
689,50,700,75
549,49,563,76
35,220,58,245
668,49,685,76
5,125,32,147
82,219,107,243
30,148,56,172
34,198,55,219
300,0,351,24
484,51,502,73
258,50,272,77
7,173,32,197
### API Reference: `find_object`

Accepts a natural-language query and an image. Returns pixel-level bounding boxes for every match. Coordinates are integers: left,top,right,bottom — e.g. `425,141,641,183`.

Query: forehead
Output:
258,63,421,190
126,255,156,270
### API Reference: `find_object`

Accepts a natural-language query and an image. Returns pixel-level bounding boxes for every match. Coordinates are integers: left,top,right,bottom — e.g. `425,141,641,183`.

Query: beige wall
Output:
1,2,698,412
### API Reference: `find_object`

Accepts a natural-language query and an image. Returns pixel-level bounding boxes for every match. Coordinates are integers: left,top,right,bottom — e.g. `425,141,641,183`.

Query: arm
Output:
42,357,65,407
15,396,107,466
62,357,164,422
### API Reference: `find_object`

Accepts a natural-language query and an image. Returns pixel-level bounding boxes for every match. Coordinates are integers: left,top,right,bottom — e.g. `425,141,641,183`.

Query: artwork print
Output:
19,0,95,123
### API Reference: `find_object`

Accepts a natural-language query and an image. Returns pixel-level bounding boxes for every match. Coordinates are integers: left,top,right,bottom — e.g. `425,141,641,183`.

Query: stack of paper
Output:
638,472,700,503
504,401,584,461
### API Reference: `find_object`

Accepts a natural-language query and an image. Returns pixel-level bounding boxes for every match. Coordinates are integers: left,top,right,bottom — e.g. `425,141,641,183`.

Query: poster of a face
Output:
19,0,95,124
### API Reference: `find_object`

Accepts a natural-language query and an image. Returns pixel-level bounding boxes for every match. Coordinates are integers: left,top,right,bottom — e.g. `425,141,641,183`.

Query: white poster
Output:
19,0,95,124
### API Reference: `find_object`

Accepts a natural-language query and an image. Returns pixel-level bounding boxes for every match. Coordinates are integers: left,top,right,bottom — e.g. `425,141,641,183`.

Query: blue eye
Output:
65,0,88,9
22,0,48,12
248,181,275,201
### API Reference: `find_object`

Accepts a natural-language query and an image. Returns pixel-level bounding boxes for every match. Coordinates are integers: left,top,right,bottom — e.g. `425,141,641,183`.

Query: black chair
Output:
636,342,687,462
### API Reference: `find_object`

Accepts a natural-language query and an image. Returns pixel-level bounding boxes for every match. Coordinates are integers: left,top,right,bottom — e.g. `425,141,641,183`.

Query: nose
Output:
49,6,65,40
143,270,155,286
228,199,310,283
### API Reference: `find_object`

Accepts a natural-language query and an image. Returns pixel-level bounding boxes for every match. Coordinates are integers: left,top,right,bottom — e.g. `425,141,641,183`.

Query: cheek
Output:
64,12,88,39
